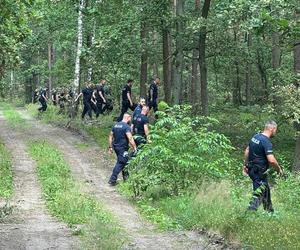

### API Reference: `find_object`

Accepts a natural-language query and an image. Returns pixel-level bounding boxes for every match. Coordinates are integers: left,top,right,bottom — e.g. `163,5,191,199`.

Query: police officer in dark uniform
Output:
243,121,283,212
117,79,135,122
95,79,107,117
132,106,150,147
75,82,94,120
51,89,57,106
38,87,48,112
132,97,146,123
147,77,160,112
108,113,137,186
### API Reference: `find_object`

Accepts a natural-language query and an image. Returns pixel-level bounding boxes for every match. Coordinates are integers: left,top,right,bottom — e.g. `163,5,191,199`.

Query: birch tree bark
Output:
74,0,85,91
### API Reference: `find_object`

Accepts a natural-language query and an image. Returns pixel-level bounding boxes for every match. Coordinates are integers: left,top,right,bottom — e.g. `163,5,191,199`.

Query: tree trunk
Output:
48,43,54,95
87,19,96,81
232,30,241,106
172,0,184,105
272,32,281,71
293,28,300,172
140,20,148,97
191,0,201,105
162,24,172,104
256,47,268,102
74,0,85,91
198,0,211,116
245,32,252,105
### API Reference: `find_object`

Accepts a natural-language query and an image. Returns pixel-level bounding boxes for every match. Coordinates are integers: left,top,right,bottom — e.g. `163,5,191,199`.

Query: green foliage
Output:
127,105,235,197
0,102,26,127
28,140,124,250
0,139,13,199
272,84,300,124
130,178,300,249
157,101,169,111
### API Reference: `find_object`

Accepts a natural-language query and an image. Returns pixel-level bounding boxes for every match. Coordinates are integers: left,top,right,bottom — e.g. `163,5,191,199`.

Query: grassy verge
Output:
28,140,125,250
27,103,112,148
0,139,13,199
0,102,26,127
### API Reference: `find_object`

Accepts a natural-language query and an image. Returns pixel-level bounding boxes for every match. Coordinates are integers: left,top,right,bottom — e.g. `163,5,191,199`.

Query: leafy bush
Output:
127,105,235,197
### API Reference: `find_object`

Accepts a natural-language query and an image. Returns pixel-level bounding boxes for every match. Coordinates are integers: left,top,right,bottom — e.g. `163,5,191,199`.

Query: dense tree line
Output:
0,0,300,169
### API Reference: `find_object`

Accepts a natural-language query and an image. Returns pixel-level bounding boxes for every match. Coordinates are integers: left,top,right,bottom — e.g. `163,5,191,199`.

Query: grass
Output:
28,140,125,250
27,103,113,148
0,139,13,199
0,102,26,128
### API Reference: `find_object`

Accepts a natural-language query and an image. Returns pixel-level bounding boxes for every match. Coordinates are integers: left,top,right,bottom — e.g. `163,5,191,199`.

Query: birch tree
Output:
74,0,85,91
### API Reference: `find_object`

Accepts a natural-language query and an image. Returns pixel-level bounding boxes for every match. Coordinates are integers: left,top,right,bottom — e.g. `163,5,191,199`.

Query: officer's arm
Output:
267,154,283,174
243,146,249,175
150,87,153,101
100,91,106,103
127,92,133,106
108,131,114,153
75,93,82,102
126,132,137,151
43,94,48,101
144,124,150,140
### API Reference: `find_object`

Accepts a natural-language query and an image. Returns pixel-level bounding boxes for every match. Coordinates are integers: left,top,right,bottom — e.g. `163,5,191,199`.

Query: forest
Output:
0,0,300,249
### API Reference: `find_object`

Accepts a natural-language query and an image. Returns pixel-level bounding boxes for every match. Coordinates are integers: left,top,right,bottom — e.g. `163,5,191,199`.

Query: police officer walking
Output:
147,77,160,112
117,79,135,122
132,106,150,147
95,79,107,117
75,82,94,120
243,121,283,212
108,113,137,186
38,87,48,112
133,97,146,122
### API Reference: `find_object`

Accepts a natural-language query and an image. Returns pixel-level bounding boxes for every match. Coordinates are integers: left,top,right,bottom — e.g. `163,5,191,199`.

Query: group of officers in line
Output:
34,76,283,213
34,77,161,186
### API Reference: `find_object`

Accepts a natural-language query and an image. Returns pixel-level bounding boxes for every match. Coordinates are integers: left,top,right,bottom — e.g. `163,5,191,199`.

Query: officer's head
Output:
155,77,160,85
100,79,106,85
264,121,277,138
122,113,132,124
139,97,146,106
127,79,134,86
141,106,149,116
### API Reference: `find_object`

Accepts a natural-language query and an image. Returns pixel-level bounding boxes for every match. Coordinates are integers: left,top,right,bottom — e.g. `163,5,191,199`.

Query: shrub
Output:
127,105,235,197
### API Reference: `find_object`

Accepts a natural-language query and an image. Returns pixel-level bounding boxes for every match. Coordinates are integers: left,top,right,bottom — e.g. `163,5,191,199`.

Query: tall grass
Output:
28,140,125,250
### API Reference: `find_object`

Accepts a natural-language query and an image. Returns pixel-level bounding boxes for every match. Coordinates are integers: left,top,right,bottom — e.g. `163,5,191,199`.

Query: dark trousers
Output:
81,101,92,119
148,99,158,112
91,102,98,116
96,101,103,117
248,165,273,212
117,101,135,122
38,100,47,112
109,147,129,183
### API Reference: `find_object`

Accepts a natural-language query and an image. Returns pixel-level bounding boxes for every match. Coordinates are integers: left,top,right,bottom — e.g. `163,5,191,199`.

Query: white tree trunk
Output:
74,0,85,91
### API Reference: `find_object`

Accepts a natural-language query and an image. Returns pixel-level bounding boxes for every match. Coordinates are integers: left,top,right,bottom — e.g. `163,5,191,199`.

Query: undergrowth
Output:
28,140,125,250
